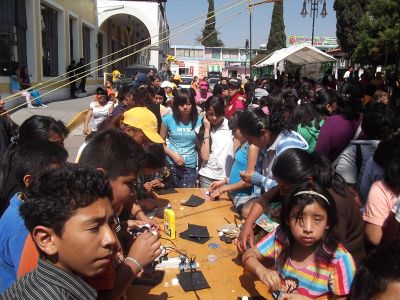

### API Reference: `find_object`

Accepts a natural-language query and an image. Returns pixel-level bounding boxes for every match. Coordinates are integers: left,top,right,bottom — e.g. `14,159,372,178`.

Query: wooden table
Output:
127,188,272,300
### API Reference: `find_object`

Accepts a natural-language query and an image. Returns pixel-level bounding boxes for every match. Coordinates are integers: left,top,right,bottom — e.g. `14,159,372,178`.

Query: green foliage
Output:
352,0,400,66
266,2,286,52
201,0,224,47
334,0,370,57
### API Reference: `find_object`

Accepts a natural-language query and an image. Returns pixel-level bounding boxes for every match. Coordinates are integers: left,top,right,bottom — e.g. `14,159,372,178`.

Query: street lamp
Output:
300,0,327,46
248,0,283,78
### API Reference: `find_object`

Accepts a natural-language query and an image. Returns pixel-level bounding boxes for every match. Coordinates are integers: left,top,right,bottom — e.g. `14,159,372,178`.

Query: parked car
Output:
208,77,220,90
180,75,193,89
121,65,157,85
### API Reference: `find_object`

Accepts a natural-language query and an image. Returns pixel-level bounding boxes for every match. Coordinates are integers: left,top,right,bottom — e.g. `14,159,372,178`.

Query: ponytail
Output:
313,153,348,197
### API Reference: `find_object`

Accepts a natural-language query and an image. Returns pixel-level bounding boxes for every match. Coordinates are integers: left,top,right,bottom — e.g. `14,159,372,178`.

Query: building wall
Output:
97,0,169,70
0,0,99,103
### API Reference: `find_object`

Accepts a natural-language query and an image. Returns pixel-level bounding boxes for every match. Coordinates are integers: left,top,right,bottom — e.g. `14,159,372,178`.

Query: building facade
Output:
97,0,169,73
170,44,261,79
0,0,98,102
0,0,169,106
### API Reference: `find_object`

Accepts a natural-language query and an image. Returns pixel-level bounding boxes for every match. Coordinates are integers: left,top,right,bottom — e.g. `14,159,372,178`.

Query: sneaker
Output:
27,104,37,109
40,104,48,108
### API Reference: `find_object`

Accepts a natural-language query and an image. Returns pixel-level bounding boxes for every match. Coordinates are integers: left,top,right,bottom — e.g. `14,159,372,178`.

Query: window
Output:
0,0,27,76
212,49,220,59
97,33,103,76
41,4,58,76
82,25,91,68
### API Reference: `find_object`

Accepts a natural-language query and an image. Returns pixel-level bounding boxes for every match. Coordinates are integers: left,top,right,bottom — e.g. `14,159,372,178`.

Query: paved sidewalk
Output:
9,95,93,162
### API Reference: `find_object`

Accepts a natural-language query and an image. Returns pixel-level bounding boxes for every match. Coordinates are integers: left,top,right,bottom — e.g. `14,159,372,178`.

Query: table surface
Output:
127,188,272,300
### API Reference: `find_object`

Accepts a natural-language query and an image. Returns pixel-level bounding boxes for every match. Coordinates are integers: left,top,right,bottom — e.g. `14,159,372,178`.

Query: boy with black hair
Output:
74,128,163,298
0,140,68,293
16,129,163,299
1,165,117,299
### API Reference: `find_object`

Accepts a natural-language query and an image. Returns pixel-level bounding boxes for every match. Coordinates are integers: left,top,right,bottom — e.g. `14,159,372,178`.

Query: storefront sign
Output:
289,36,338,48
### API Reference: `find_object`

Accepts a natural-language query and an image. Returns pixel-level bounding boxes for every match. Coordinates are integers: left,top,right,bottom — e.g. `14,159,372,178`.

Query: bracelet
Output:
203,136,210,139
124,256,143,272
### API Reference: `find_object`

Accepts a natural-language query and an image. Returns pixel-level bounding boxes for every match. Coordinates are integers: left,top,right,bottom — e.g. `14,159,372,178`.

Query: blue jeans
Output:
29,90,44,106
170,165,197,188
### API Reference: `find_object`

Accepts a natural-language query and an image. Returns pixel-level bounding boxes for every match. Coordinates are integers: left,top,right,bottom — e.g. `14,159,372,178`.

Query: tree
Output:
266,1,286,53
201,0,224,47
334,0,370,57
352,0,400,67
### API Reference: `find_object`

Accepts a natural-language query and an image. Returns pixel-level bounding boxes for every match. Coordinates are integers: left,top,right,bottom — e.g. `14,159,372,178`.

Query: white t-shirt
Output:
197,118,234,180
90,101,113,132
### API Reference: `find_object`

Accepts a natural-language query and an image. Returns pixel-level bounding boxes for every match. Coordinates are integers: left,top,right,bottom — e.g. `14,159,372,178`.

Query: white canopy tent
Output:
253,43,336,78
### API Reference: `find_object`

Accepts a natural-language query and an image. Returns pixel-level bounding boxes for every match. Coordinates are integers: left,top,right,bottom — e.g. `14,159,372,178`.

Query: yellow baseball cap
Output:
122,107,164,144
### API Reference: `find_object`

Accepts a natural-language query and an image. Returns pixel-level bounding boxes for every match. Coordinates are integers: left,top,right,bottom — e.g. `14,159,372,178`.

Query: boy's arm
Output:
97,232,162,300
131,203,159,230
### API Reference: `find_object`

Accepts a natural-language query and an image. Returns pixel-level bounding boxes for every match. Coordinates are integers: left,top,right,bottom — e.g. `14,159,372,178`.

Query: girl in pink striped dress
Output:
242,182,356,299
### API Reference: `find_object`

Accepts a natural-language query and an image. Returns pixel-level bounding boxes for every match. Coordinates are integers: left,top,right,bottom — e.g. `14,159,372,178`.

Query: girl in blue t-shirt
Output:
208,110,259,215
160,89,201,187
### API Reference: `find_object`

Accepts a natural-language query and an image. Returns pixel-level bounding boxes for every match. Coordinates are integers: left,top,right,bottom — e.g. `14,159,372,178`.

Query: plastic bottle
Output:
164,204,176,239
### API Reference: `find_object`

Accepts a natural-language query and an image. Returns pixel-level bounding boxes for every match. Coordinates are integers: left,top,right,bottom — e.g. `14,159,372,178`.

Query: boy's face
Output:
53,198,117,277
110,175,137,215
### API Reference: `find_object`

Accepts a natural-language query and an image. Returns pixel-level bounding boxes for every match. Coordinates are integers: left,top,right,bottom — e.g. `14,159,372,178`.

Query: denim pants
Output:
198,175,219,189
170,165,197,188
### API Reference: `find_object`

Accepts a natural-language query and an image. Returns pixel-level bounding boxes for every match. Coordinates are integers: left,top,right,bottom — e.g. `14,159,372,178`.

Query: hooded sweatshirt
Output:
251,130,309,197
297,119,325,153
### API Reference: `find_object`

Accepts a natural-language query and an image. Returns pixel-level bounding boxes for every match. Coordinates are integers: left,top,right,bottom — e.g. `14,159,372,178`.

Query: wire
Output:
2,0,248,104
173,9,245,62
2,5,249,116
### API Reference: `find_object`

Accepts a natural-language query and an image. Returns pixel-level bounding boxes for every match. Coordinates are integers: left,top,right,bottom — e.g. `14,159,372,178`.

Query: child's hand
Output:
240,171,255,184
209,189,221,200
127,231,161,268
143,216,160,231
202,113,211,131
209,180,225,192
237,221,255,253
125,220,147,233
172,153,185,166
256,268,281,292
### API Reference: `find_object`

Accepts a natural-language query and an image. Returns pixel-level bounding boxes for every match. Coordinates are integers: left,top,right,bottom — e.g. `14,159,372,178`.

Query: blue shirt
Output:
10,75,20,92
162,114,202,168
0,193,28,293
229,143,253,197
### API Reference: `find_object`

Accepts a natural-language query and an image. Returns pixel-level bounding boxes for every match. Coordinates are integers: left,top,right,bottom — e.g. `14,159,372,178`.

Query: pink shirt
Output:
363,180,398,227
195,91,212,105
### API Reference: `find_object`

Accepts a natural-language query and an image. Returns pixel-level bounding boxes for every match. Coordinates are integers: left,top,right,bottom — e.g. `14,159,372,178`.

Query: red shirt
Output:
224,93,246,119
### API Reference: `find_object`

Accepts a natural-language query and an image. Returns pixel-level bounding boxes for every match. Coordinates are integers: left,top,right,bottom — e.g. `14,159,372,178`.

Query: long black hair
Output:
171,88,198,130
195,95,225,149
238,107,288,137
288,103,323,131
349,240,400,300
0,116,69,212
272,148,348,198
314,88,336,117
278,182,338,269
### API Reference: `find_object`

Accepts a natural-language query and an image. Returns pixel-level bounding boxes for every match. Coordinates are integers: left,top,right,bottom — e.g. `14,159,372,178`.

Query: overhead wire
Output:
173,9,245,62
2,0,247,104
2,0,250,115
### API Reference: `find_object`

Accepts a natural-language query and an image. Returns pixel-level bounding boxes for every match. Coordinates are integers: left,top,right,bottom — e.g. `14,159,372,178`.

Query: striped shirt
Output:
256,227,355,298
1,259,97,300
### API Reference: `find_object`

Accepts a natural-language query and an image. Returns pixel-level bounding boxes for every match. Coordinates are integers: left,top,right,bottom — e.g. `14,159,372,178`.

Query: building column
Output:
149,49,159,68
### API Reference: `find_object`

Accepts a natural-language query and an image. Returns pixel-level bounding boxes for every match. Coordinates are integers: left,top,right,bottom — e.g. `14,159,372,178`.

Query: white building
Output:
97,0,169,72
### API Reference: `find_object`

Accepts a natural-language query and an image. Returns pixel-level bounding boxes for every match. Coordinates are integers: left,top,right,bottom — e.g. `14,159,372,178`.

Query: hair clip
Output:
294,190,330,205
258,121,265,129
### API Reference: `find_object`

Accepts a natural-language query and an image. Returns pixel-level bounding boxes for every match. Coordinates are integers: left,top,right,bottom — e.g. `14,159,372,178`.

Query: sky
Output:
165,0,337,48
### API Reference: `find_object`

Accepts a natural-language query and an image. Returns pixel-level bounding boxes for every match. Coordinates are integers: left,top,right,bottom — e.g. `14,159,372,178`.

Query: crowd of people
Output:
0,65,400,299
